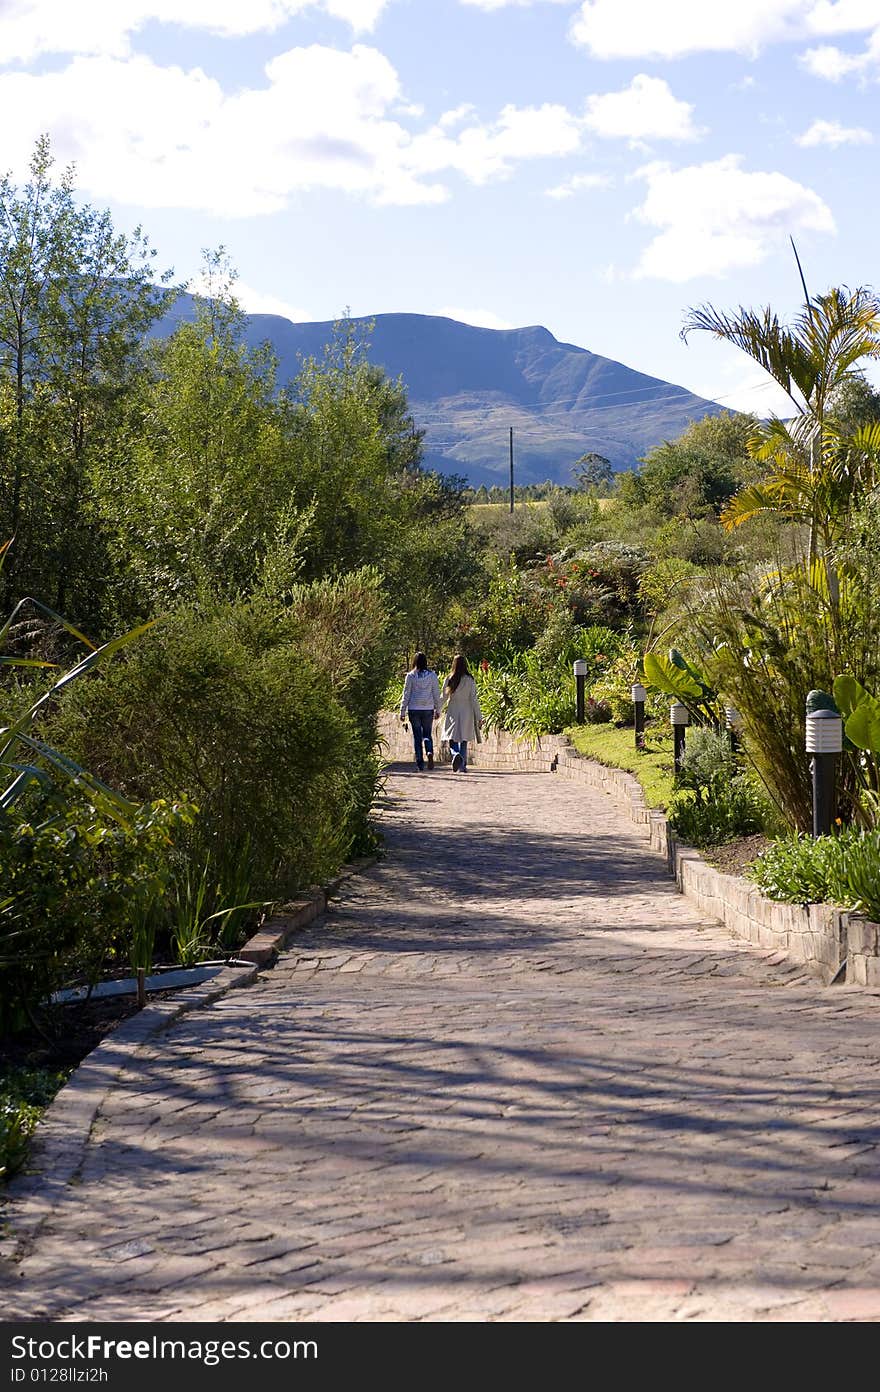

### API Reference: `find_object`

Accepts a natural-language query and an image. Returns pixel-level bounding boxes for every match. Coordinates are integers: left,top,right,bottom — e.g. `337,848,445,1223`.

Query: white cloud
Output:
796,117,874,144
584,75,704,143
437,306,514,329
438,104,478,130
0,0,389,65
545,171,611,198
407,103,583,185
0,46,595,214
801,24,880,78
631,154,835,281
0,47,444,213
459,0,573,9
569,0,879,60
234,282,312,320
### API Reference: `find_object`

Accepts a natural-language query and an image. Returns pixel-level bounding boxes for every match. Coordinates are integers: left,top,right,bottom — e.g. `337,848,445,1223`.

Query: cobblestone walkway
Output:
6,765,880,1322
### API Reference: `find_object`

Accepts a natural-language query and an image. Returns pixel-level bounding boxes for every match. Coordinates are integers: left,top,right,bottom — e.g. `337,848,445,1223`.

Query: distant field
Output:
468,498,612,519
468,501,549,520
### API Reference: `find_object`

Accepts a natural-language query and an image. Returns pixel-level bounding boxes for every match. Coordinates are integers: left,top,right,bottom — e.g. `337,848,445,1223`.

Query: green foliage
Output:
477,622,625,738
44,588,387,903
0,136,174,623
0,1067,68,1181
572,452,613,491
747,828,880,917
0,798,192,1033
667,727,767,846
617,411,758,521
643,648,723,728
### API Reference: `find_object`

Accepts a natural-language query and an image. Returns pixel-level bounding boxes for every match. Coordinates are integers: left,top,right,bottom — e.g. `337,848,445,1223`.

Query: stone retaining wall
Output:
378,711,880,987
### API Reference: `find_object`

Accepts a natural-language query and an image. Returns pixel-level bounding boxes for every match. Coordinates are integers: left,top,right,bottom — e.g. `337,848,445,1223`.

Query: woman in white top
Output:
441,653,482,772
399,652,441,771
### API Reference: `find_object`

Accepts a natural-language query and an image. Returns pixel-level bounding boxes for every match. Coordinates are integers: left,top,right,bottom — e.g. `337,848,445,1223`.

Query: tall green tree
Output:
0,136,173,621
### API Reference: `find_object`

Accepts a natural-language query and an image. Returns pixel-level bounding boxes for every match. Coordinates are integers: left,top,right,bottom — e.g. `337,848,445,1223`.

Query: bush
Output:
0,798,191,1033
476,623,624,739
43,591,386,906
666,727,768,846
667,779,766,846
1,1068,68,1181
748,827,880,917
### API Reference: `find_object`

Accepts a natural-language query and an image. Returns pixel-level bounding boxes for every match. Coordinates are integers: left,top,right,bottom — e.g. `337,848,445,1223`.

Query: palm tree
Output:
681,286,880,542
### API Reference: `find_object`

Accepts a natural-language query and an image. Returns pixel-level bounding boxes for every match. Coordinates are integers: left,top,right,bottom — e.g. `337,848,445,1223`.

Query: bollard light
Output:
806,707,843,837
725,703,743,752
805,709,843,753
631,683,647,750
573,659,588,724
670,701,689,773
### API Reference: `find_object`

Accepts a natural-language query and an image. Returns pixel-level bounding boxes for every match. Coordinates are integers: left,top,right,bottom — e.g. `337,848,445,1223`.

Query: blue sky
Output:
2,0,879,415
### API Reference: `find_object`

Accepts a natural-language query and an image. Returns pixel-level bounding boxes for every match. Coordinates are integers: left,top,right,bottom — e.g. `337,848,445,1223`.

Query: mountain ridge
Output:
154,299,725,487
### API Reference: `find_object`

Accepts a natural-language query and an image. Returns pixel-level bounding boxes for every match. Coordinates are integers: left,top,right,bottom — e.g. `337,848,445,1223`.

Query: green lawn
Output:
565,721,675,810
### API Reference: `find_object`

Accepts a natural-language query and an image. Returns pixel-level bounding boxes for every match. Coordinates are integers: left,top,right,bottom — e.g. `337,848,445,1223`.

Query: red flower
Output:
480,659,490,672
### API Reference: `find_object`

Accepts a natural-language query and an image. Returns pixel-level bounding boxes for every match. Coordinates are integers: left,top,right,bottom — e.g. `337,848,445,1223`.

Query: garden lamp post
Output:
670,702,689,773
725,703,742,753
574,659,588,724
806,707,843,837
632,683,646,750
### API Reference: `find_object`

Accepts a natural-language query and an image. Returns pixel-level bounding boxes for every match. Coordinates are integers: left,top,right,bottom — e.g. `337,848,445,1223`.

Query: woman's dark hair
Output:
447,653,470,692
412,652,428,672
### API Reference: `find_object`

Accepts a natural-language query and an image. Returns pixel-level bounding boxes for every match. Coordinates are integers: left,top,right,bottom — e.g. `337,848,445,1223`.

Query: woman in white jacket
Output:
441,653,482,772
399,652,441,771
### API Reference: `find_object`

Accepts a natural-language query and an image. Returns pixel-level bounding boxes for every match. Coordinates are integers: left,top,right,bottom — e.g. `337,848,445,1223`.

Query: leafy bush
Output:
44,591,387,905
0,798,192,1033
668,779,766,847
583,697,613,724
0,1067,68,1181
667,727,768,846
476,623,624,738
747,827,880,918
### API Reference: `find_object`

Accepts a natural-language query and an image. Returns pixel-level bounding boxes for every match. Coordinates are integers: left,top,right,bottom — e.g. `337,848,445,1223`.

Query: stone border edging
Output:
0,857,376,1264
378,712,880,990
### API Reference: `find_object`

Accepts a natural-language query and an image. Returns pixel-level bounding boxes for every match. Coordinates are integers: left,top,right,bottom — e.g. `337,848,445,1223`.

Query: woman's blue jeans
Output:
449,739,469,770
408,710,434,768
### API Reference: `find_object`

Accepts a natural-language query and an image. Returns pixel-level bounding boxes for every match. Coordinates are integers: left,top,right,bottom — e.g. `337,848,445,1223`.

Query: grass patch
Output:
565,720,675,809
468,501,550,520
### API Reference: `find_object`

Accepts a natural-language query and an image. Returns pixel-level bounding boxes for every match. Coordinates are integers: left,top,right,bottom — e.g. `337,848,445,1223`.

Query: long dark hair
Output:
447,653,470,692
412,652,428,672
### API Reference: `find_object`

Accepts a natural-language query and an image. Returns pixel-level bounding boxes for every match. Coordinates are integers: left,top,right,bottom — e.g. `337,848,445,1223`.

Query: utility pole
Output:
509,426,514,514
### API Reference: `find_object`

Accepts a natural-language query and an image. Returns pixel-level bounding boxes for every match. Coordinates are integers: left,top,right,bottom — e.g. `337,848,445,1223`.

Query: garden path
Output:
6,763,880,1322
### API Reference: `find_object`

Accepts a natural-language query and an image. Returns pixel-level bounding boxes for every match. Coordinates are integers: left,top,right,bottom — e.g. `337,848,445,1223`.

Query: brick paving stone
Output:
4,764,880,1321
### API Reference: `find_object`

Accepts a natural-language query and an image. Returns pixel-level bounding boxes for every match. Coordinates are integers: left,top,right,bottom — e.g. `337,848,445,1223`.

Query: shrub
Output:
747,827,880,919
0,1068,68,1181
667,778,766,846
0,797,192,1033
43,592,385,905
666,726,768,846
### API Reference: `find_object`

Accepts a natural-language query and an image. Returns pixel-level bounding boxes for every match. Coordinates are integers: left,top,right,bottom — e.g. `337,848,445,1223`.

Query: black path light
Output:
632,682,646,750
670,701,690,773
574,659,588,724
805,699,843,837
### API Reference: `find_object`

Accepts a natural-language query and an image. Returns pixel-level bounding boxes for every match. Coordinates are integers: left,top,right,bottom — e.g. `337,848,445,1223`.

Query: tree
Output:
572,452,613,491
617,411,758,521
682,287,880,544
0,136,174,621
